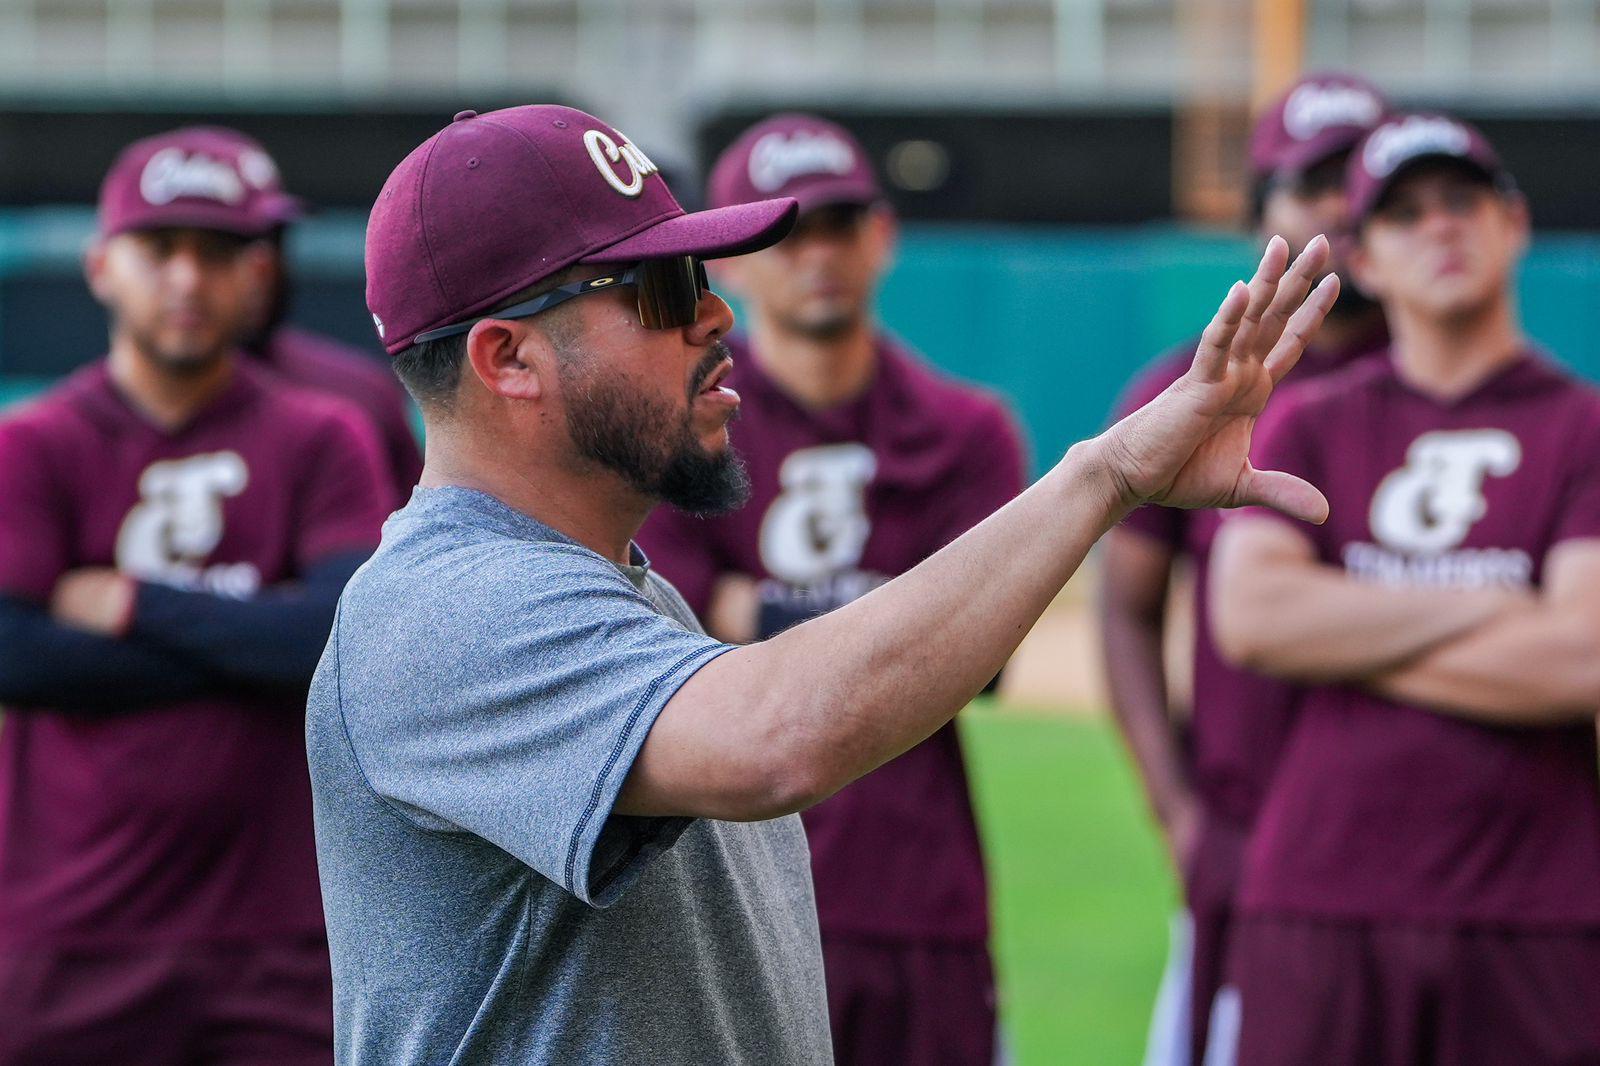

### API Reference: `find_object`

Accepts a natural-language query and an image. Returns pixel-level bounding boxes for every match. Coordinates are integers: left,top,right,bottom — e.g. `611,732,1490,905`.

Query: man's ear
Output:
864,204,897,277
464,319,545,402
240,240,276,290
1346,232,1382,301
84,240,113,305
1504,191,1531,257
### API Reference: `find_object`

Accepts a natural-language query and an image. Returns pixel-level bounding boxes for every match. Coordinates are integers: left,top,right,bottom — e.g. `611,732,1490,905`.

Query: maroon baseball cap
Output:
365,105,797,355
98,126,304,240
1347,112,1513,224
707,113,882,213
1249,72,1389,182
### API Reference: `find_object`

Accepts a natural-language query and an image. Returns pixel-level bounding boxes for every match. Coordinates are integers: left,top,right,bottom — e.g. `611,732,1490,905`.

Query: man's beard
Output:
559,342,752,517
125,320,230,378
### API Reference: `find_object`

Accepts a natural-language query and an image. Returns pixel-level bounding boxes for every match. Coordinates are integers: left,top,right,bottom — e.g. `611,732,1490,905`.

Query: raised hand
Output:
1095,234,1339,523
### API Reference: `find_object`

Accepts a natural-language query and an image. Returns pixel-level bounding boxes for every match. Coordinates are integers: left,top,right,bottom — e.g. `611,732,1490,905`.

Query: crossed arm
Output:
0,551,367,712
1209,517,1600,725
619,235,1342,821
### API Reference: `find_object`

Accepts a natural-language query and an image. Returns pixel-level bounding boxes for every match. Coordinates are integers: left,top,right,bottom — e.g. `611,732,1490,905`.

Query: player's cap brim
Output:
102,203,282,240
1356,154,1503,223
1257,130,1366,182
788,176,884,215
583,197,798,263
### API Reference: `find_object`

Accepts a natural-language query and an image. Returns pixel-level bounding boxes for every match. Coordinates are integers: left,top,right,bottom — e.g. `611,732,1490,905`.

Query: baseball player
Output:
0,130,392,1063
1210,113,1600,1065
309,102,1337,1064
209,126,425,506
636,113,1026,1065
1099,72,1389,1066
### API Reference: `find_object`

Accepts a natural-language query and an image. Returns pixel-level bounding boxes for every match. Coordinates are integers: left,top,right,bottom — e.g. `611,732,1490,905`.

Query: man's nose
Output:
689,291,735,344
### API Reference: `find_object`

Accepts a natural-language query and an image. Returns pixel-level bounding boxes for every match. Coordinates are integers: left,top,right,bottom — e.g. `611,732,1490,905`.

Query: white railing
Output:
0,1,1596,154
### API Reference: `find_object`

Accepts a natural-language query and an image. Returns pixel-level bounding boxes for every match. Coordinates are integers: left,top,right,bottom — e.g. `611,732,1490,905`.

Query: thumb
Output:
1234,467,1329,525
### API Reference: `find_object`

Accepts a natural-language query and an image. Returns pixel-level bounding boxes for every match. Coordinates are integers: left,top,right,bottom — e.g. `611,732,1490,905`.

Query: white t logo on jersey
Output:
115,451,258,593
1368,429,1521,553
583,129,659,198
759,444,877,585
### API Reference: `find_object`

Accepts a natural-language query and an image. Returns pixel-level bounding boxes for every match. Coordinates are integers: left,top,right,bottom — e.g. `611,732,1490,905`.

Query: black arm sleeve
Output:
127,550,369,691
0,595,218,712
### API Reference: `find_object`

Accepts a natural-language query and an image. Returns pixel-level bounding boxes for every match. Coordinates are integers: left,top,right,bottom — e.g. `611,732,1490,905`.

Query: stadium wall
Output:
3,209,1598,475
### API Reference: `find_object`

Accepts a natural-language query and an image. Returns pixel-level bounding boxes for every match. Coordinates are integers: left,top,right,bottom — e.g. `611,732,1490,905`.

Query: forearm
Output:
1102,615,1192,826
1370,607,1600,724
655,443,1129,818
1098,549,1192,828
0,596,217,711
128,552,365,690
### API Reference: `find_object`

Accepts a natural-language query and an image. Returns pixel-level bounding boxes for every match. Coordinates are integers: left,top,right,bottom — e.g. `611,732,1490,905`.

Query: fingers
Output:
1191,281,1250,383
1252,235,1332,360
1239,467,1330,525
1264,273,1341,384
1228,236,1289,367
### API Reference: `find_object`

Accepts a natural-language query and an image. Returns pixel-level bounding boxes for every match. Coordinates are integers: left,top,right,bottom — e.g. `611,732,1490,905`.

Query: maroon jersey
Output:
1114,330,1384,827
257,325,423,506
0,359,390,948
639,335,1025,943
1238,353,1600,924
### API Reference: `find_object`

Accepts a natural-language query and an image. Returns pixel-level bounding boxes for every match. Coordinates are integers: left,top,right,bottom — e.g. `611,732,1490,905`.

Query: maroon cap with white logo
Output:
97,126,304,240
364,105,797,355
1249,72,1389,182
707,113,882,213
1347,112,1512,223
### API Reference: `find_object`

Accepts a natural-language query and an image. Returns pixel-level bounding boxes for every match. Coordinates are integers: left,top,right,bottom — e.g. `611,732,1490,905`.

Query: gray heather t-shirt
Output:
306,486,830,1065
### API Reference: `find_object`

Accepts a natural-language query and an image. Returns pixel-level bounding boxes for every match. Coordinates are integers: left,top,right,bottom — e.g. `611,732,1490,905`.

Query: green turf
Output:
960,703,1176,1065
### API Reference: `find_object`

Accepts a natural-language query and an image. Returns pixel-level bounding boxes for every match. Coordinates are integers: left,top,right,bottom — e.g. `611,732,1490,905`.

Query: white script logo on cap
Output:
1283,83,1383,142
139,148,246,206
1363,116,1472,178
584,129,659,198
748,131,855,193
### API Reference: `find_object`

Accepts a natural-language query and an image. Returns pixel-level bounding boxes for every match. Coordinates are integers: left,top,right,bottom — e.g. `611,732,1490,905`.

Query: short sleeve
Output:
1112,349,1195,548
1550,404,1600,546
636,508,727,620
929,401,1029,551
294,406,393,568
340,543,734,907
0,419,71,602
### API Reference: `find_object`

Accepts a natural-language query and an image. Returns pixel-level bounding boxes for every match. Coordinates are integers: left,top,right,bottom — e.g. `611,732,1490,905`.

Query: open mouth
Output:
697,357,734,396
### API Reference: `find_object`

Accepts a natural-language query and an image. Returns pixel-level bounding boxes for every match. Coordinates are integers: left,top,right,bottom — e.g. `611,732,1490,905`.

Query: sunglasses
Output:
412,255,711,344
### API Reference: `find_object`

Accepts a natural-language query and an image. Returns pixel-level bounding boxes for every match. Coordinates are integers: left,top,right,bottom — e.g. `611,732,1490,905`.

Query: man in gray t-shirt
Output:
309,487,826,1063
317,102,1339,1063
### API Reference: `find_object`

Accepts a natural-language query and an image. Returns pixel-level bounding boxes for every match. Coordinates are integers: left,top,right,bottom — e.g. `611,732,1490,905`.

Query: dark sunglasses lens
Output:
636,256,705,330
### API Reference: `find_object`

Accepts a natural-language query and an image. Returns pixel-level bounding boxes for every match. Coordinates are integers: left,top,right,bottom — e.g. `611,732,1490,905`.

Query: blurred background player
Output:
219,125,424,506
0,129,392,1064
1097,71,1389,1066
638,113,1026,1065
1211,113,1600,1066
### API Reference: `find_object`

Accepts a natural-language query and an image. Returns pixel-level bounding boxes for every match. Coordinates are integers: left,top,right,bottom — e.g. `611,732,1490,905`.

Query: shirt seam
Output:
562,643,718,894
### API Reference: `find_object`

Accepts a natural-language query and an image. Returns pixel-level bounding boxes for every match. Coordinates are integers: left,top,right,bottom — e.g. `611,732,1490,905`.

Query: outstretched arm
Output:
622,236,1342,821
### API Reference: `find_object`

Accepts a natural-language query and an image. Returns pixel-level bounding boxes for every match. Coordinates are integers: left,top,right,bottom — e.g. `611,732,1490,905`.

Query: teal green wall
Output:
5,210,1600,475
873,227,1600,474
